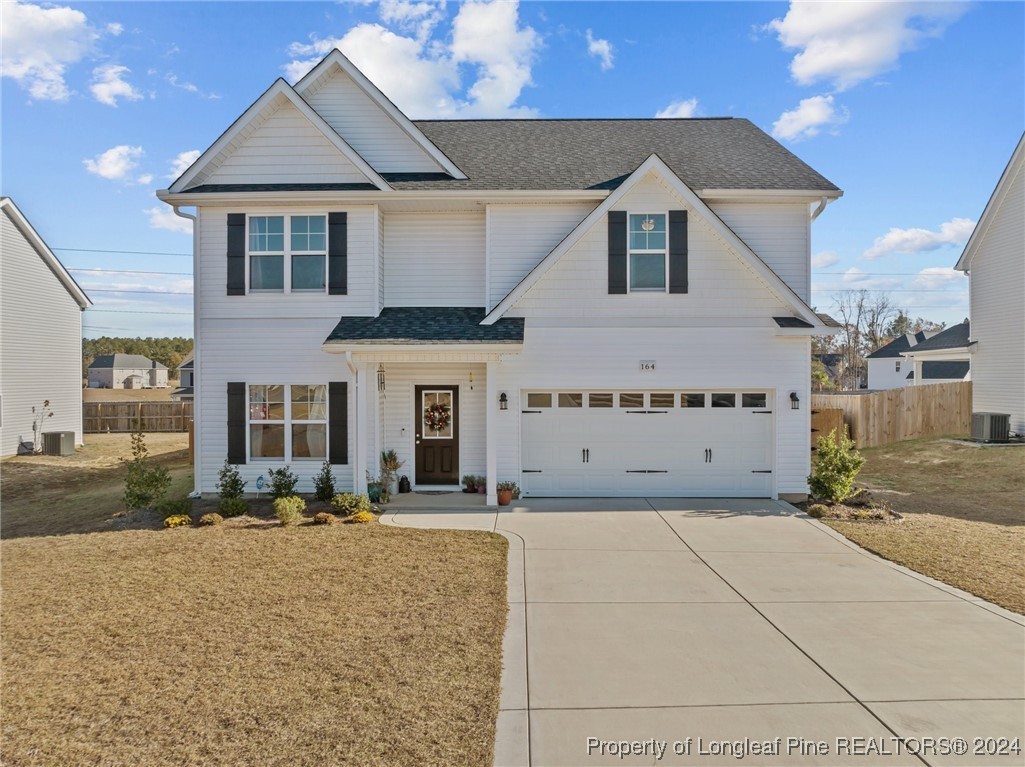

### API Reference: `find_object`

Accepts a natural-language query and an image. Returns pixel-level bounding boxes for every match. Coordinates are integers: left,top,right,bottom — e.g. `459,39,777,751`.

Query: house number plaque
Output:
639,360,656,372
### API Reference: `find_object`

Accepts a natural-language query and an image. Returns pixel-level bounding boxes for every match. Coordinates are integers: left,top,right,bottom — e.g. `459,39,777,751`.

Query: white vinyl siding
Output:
302,66,445,174
509,173,792,320
0,209,84,456
383,211,485,307
709,202,811,302
487,203,596,310
198,93,373,187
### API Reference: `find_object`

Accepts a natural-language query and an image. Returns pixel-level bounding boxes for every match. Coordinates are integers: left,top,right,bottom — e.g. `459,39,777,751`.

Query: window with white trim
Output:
628,213,667,291
249,384,327,460
895,361,901,372
248,215,327,293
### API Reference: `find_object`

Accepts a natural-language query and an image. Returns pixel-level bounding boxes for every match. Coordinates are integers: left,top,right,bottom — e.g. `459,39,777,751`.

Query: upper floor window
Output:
628,213,667,292
248,215,326,292
895,361,901,372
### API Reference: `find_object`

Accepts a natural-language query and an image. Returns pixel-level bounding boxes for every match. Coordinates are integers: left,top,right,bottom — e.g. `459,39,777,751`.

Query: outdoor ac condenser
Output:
41,431,76,456
971,413,1010,443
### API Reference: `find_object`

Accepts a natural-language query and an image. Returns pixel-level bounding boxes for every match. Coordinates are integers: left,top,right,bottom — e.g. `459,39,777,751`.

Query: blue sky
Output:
2,0,1022,338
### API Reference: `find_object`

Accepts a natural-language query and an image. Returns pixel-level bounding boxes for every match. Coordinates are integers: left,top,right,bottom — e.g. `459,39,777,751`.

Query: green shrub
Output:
267,466,299,499
331,492,370,517
312,512,337,526
805,503,829,519
808,428,865,504
216,459,247,499
122,430,172,510
273,495,306,525
155,496,193,518
350,510,374,524
313,461,336,502
198,513,224,526
163,514,191,529
219,497,250,517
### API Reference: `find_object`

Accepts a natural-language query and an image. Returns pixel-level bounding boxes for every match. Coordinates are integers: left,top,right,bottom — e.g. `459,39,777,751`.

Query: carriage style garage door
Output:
520,391,774,497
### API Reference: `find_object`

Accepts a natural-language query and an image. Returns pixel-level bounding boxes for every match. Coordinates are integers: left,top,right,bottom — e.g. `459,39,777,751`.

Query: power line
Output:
813,288,967,293
88,309,192,316
54,247,191,257
70,267,192,276
87,289,193,295
814,271,964,276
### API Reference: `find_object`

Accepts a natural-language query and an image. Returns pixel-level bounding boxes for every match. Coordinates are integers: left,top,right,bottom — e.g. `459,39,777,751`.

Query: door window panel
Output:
558,393,583,407
526,393,552,408
681,393,706,408
711,393,736,408
588,393,613,408
742,393,767,408
619,393,644,408
649,393,675,408
422,390,454,438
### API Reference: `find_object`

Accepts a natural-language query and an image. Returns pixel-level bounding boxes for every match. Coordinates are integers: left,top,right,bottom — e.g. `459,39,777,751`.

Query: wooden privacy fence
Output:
810,407,845,452
812,381,972,449
84,402,193,433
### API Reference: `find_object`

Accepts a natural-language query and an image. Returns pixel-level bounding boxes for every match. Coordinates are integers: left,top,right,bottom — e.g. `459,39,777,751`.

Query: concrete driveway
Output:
382,499,1025,767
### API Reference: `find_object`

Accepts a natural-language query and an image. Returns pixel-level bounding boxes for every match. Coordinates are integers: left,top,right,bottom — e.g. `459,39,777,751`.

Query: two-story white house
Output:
865,331,937,389
157,50,841,503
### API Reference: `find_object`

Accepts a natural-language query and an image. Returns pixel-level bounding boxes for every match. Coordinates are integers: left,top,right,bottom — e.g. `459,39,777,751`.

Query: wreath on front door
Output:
424,402,452,432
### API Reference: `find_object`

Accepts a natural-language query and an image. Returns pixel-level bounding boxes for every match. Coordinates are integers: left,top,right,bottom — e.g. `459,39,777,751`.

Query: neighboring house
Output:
901,321,972,385
0,197,92,456
87,354,169,389
865,331,937,389
156,50,842,503
955,134,1024,435
171,356,194,401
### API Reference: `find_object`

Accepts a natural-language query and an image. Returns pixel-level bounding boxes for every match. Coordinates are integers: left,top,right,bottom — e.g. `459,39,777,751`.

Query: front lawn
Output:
824,439,1025,614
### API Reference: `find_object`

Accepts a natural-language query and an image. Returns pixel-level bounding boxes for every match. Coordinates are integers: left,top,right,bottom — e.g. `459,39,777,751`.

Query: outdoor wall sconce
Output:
499,392,508,411
790,392,800,410
377,364,386,392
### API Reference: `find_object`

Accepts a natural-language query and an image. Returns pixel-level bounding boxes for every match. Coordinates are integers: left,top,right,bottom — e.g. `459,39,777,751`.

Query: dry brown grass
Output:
1,525,508,767
825,439,1025,614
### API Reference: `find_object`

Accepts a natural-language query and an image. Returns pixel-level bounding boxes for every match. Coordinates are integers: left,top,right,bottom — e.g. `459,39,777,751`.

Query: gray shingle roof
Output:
88,353,167,370
921,361,970,380
907,321,971,353
867,331,931,359
325,307,524,345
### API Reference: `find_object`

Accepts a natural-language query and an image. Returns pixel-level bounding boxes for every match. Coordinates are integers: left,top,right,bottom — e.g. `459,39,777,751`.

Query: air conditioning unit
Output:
42,431,76,456
971,413,1010,443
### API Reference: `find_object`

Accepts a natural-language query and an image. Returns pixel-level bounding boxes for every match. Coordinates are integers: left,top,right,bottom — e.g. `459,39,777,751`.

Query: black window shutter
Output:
328,212,347,295
227,214,246,296
227,382,247,464
608,211,627,294
668,209,689,294
328,381,348,465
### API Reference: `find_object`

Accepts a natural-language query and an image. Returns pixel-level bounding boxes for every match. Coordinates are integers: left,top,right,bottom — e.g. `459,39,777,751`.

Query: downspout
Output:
346,351,360,492
173,205,201,497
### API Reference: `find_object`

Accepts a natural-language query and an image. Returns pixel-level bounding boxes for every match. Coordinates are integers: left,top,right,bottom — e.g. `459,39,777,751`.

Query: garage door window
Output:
742,393,767,408
649,393,675,408
527,393,552,408
588,393,613,408
681,393,706,408
558,393,583,408
619,393,644,408
711,393,736,408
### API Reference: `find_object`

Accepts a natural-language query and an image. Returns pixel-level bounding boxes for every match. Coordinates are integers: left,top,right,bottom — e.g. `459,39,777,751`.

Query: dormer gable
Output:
294,50,465,179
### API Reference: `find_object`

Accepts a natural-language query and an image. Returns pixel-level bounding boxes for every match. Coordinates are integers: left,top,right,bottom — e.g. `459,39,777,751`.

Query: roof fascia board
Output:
482,153,822,326
698,189,844,202
955,132,1024,272
0,199,91,308
169,79,390,193
295,51,467,180
156,189,609,205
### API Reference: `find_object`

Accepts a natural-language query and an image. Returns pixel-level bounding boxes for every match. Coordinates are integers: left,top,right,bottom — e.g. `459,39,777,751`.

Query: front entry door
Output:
414,385,459,485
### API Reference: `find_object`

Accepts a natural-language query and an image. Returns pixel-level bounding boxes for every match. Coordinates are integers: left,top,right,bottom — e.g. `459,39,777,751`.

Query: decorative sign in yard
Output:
256,475,264,491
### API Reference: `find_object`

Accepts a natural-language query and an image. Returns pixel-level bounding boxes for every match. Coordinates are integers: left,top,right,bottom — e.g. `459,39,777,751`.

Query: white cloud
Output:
145,206,193,234
811,251,839,269
136,173,153,185
168,149,201,180
771,94,847,141
863,217,976,260
284,0,541,118
766,2,967,91
655,98,700,119
83,145,144,181
585,29,613,71
840,267,903,290
90,64,142,106
106,22,123,36
0,0,102,100
914,266,965,290
379,0,445,41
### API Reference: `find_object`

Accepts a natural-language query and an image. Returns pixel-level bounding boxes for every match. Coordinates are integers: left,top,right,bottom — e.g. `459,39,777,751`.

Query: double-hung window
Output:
628,213,667,291
249,384,327,460
248,215,326,292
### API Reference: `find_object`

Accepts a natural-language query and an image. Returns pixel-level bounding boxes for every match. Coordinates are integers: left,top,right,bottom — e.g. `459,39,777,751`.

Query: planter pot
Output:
497,489,513,506
367,483,382,503
388,477,399,497
463,486,476,494
477,485,486,494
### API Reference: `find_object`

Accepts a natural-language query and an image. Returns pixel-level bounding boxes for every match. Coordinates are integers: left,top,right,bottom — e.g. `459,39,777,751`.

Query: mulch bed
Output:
795,488,903,523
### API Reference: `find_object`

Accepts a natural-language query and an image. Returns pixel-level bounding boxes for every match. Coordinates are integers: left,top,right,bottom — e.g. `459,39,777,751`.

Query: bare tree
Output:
830,290,897,390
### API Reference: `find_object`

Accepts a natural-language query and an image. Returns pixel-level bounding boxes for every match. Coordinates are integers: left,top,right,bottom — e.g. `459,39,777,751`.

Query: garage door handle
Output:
752,470,772,474
521,410,542,414
522,470,542,473
752,410,773,414
625,470,668,473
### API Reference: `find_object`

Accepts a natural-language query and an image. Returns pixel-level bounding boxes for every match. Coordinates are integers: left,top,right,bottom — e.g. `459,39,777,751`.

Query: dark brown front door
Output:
414,385,459,485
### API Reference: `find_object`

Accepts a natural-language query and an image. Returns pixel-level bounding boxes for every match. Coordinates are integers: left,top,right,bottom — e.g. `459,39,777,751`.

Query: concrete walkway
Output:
381,499,1025,767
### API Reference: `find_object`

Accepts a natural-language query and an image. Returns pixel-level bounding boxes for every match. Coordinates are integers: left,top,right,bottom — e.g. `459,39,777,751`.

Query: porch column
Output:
486,360,498,506
354,360,369,493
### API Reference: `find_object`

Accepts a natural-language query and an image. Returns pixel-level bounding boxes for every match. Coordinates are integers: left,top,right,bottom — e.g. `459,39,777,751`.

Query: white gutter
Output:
157,188,610,206
173,205,201,496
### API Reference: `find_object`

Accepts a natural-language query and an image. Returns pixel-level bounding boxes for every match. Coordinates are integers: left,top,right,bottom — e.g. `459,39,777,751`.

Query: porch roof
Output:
324,307,525,345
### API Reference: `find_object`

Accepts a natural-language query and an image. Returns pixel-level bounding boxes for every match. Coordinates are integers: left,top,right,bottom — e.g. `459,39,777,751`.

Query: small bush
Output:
267,466,299,499
331,492,370,517
313,462,336,503
155,496,193,518
313,512,337,526
219,497,250,517
216,459,247,499
163,514,191,529
350,510,374,524
808,428,865,504
805,503,829,519
198,513,224,527
273,495,306,526
122,430,172,510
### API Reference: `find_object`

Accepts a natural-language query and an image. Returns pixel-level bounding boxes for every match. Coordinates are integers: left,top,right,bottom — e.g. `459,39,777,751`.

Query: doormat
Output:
415,491,455,495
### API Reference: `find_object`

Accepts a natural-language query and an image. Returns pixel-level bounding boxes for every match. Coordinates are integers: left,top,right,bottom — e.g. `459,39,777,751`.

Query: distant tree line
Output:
83,337,194,378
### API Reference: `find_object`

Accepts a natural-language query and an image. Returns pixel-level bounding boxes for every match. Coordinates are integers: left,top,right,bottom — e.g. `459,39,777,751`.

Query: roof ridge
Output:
412,117,737,123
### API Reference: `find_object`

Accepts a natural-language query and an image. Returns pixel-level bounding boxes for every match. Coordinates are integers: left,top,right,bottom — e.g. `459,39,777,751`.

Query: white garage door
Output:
521,391,774,497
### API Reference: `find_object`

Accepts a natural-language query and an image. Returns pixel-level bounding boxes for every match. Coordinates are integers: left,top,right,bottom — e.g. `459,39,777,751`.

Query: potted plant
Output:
476,476,487,494
497,481,518,506
366,474,383,504
381,449,404,497
462,474,477,493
